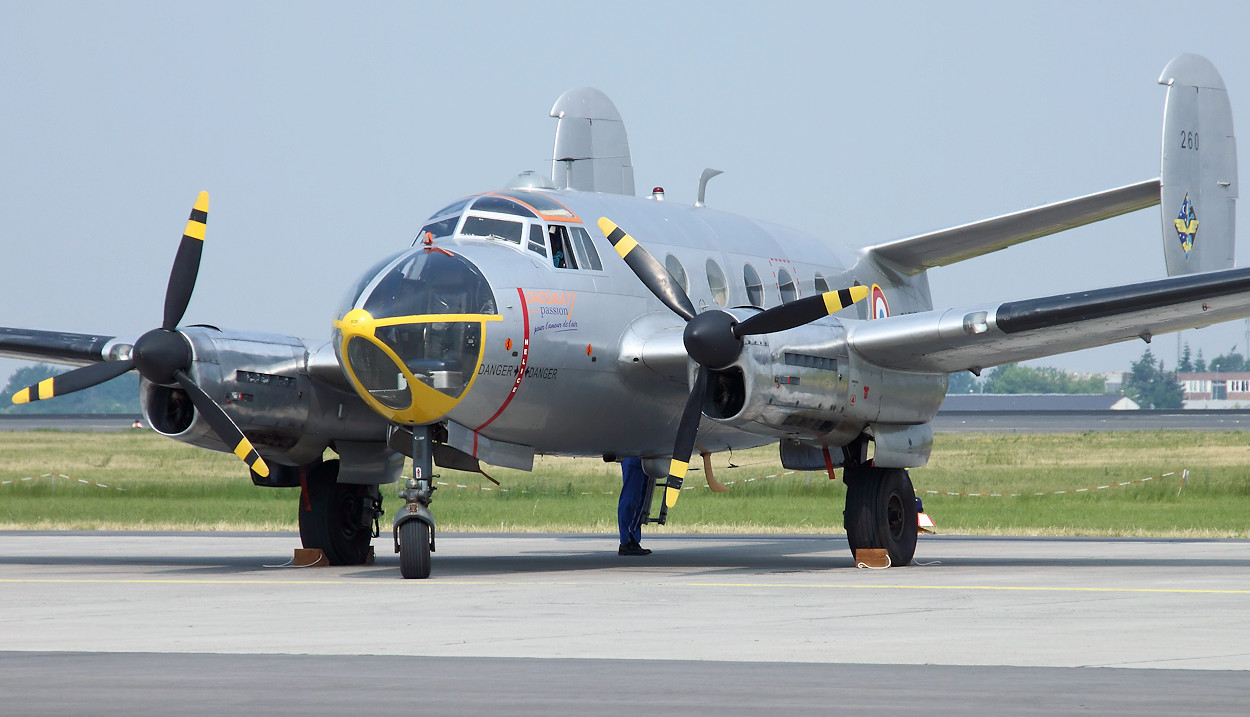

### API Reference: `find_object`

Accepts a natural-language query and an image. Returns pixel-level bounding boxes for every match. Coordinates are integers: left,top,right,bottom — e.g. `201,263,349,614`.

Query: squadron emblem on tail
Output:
1175,191,1199,259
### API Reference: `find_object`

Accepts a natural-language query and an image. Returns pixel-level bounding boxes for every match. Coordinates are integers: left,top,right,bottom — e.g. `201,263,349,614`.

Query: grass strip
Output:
0,430,1247,537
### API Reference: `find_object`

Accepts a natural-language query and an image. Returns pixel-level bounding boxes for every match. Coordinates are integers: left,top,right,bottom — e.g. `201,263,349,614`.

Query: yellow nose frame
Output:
334,308,501,425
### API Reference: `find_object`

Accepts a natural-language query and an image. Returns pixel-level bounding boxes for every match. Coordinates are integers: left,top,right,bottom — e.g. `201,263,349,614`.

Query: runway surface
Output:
1,532,1247,715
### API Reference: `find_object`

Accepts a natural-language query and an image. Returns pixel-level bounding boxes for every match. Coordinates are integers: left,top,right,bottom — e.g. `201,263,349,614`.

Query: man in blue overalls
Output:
618,457,652,556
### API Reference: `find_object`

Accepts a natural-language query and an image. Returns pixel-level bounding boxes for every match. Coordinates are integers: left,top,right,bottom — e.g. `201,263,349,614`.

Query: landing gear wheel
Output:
398,520,432,579
298,459,379,565
843,466,918,566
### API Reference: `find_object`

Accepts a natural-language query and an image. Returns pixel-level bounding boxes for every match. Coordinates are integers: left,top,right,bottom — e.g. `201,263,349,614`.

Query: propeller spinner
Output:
598,217,867,509
11,192,269,478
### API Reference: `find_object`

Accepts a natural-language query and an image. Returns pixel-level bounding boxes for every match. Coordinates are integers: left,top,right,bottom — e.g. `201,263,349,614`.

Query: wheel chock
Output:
855,548,891,569
292,548,328,567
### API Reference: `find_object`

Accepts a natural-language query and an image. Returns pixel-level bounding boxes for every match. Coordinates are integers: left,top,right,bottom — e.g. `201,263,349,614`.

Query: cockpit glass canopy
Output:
335,248,499,424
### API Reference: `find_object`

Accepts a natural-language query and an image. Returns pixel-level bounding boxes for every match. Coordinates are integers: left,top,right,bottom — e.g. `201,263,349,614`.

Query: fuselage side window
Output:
706,259,728,307
743,263,764,307
813,273,829,294
665,254,689,294
778,269,796,303
569,227,603,271
528,224,548,258
549,225,579,269
460,215,522,245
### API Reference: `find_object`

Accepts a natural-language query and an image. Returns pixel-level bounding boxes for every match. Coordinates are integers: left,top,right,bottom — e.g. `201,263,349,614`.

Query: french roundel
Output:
869,284,890,320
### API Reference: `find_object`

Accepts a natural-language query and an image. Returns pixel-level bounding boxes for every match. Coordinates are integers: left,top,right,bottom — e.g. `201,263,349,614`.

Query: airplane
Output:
1,54,1245,579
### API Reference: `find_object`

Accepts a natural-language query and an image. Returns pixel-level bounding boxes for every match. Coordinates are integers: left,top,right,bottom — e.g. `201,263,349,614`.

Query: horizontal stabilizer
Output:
864,180,1160,275
848,266,1250,373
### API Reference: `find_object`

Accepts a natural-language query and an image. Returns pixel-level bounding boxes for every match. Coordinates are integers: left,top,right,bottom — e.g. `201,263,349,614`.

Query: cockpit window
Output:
460,215,523,245
528,224,548,257
415,216,460,244
569,227,602,270
471,195,537,218
428,197,472,220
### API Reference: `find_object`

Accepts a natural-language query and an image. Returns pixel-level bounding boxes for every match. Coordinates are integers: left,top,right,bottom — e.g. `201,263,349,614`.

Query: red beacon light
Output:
650,187,665,201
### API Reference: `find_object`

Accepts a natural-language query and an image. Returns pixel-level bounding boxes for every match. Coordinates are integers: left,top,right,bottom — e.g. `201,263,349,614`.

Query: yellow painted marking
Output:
253,457,270,478
233,439,254,461
822,286,868,314
665,486,681,507
669,459,689,479
37,378,56,400
1174,218,1199,235
12,388,30,404
612,234,638,258
193,190,209,212
184,220,206,241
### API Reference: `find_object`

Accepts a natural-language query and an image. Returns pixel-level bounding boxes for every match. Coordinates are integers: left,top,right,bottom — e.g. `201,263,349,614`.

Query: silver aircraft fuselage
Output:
331,187,941,460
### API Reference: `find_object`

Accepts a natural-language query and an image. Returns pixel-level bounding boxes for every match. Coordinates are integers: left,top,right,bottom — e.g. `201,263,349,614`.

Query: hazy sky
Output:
4,1,1250,388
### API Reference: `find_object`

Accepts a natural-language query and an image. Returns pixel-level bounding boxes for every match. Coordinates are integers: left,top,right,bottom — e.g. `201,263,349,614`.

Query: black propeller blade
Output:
597,217,867,508
10,192,269,478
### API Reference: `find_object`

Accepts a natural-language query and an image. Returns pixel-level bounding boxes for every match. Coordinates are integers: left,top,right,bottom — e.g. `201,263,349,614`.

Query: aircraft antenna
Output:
695,168,723,208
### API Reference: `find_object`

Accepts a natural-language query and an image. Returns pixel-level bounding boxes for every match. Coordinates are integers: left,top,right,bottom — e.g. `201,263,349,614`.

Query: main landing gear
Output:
842,450,918,567
393,424,436,579
298,459,384,566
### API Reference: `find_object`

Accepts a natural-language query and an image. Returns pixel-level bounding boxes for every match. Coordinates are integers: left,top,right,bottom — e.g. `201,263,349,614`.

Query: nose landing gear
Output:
393,425,436,579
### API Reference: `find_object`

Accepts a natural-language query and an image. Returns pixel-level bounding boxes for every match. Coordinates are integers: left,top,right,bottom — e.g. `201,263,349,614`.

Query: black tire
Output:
398,520,432,579
843,466,917,566
298,460,378,565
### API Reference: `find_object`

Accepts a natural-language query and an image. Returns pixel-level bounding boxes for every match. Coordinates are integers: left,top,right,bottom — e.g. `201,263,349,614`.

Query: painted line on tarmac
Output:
1,577,1248,595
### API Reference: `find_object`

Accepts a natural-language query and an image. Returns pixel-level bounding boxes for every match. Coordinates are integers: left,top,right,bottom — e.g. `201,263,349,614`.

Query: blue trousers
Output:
619,457,649,544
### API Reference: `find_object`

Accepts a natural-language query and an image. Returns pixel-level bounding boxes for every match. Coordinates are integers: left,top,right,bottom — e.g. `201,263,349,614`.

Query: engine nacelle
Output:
702,317,948,456
141,327,393,469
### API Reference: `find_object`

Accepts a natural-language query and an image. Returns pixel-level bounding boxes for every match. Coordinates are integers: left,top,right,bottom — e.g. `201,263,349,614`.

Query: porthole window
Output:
706,259,728,307
813,273,829,294
665,254,689,294
778,269,796,303
743,264,764,307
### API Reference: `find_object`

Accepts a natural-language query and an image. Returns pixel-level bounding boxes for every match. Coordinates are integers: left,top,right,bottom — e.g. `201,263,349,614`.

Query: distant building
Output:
1178,372,1250,409
940,393,1140,412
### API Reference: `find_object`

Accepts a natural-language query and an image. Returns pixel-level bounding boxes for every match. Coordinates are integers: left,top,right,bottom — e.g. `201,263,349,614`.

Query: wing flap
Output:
864,180,1160,274
0,327,118,366
848,266,1250,372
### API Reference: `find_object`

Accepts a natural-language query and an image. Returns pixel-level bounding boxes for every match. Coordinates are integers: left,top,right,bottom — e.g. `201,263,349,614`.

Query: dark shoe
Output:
618,541,652,556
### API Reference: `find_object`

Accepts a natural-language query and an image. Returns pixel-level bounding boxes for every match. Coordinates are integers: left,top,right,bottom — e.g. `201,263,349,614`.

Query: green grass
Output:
1,430,1248,536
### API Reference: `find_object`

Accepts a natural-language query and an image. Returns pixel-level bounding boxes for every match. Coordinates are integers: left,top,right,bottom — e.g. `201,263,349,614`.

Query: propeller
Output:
598,217,867,509
12,192,269,478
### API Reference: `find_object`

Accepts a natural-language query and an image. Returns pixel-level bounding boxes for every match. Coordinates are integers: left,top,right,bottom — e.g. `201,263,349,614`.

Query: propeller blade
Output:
163,191,209,331
11,359,136,404
664,365,709,508
597,217,697,322
734,286,869,337
173,369,270,478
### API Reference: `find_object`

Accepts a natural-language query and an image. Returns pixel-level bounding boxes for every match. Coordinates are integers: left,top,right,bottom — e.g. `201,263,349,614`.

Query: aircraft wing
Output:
863,179,1161,275
0,327,120,367
847,265,1250,373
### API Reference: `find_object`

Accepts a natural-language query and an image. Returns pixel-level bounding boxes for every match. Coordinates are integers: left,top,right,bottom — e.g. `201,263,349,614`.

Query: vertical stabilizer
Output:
1159,54,1238,276
550,88,635,196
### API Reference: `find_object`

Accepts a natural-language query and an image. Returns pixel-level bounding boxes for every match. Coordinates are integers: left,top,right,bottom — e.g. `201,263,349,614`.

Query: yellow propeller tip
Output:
253,459,270,479
194,191,209,211
12,391,30,405
665,486,681,508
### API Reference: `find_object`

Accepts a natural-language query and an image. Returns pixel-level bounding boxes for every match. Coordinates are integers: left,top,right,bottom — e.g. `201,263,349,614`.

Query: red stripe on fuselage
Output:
473,287,531,440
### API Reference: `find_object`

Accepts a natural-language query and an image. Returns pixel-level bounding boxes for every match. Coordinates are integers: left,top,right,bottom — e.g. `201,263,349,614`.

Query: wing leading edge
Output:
847,266,1250,374
0,327,119,367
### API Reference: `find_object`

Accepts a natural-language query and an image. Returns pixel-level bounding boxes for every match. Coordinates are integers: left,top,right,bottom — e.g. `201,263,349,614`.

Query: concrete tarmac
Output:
1,531,1248,715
